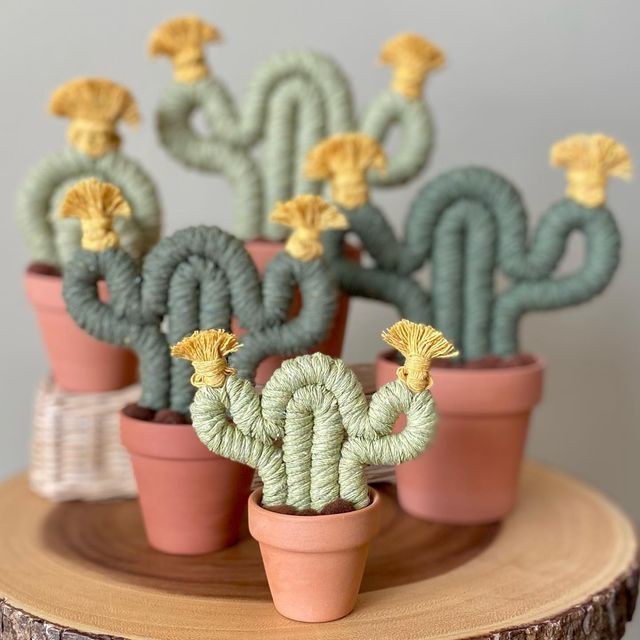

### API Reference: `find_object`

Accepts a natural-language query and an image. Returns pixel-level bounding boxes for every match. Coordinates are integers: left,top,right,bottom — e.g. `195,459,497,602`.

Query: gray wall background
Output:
0,0,637,608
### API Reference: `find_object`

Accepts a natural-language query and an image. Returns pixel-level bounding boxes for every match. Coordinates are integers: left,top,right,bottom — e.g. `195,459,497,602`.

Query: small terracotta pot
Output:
120,412,254,555
236,240,358,386
248,488,382,623
376,351,544,524
25,270,137,393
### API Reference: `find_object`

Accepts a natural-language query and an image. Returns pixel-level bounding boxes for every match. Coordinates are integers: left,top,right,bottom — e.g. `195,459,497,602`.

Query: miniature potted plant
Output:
312,132,630,523
147,16,444,380
62,179,346,555
17,77,161,392
177,320,455,622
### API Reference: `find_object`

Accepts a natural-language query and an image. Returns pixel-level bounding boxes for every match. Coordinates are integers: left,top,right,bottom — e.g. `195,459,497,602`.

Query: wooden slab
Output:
0,464,637,640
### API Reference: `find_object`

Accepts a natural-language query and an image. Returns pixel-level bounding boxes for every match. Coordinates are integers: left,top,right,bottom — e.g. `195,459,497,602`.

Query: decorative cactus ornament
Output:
179,321,451,512
151,16,441,240
317,133,628,361
17,78,161,268
62,180,342,416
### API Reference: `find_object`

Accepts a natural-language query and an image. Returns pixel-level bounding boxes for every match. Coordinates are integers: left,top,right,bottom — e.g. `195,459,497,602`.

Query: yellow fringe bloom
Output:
382,319,458,392
59,178,131,251
171,329,242,389
270,194,349,261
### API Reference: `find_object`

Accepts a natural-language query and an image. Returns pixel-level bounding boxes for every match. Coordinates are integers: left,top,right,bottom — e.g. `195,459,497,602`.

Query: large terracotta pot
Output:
376,351,544,524
248,488,382,623
25,270,137,392
236,240,358,386
120,413,254,555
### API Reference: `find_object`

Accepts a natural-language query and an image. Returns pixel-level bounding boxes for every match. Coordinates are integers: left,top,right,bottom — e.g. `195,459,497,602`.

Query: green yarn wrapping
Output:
155,50,434,241
17,148,161,268
190,352,437,510
63,226,338,415
323,167,621,360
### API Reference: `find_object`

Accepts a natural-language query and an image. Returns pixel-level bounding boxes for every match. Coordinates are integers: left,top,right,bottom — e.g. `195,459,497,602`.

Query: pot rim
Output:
120,410,225,461
377,349,546,377
248,487,382,553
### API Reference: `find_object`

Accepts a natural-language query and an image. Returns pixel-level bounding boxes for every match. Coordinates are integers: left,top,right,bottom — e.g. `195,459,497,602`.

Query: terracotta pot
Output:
248,488,382,623
25,270,137,393
234,240,358,386
120,412,254,555
376,351,544,524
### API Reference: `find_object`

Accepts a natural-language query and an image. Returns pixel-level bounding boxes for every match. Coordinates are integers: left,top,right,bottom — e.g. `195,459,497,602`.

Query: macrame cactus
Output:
174,320,457,512
62,180,345,416
150,16,442,241
317,133,630,361
16,78,161,269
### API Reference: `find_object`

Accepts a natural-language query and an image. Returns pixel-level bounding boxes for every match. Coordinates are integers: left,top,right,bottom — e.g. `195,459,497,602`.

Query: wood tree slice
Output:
0,464,637,640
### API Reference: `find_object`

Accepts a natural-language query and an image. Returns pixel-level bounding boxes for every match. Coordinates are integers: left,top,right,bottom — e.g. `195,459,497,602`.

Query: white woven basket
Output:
29,377,140,502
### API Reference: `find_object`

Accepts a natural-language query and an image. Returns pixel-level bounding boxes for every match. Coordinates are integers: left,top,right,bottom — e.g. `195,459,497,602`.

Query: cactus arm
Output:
156,80,264,241
492,201,620,357
323,227,430,323
17,148,160,267
361,89,433,185
156,52,355,240
190,377,287,505
231,253,339,381
62,248,172,410
339,380,437,508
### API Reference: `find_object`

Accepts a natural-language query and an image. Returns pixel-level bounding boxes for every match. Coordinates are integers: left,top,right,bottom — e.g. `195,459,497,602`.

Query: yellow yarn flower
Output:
59,178,131,251
304,133,387,209
149,16,221,83
49,78,139,158
379,33,445,100
382,319,458,392
551,134,632,208
171,329,242,389
270,195,349,261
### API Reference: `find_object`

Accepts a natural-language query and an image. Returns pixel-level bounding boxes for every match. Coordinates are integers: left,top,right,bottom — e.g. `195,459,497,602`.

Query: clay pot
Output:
376,351,544,524
120,412,254,555
25,270,137,392
236,240,358,386
248,488,382,622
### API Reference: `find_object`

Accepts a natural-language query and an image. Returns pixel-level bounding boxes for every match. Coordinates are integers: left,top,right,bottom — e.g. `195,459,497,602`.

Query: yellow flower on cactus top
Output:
49,78,140,158
305,133,387,209
59,178,131,251
382,319,458,392
551,134,632,208
149,16,221,83
270,194,348,261
380,33,445,100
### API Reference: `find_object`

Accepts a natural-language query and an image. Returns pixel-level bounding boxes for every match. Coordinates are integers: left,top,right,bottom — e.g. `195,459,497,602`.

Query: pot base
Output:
248,488,382,622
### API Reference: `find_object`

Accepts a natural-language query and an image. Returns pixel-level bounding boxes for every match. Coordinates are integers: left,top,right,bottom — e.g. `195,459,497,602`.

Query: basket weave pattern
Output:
29,378,140,501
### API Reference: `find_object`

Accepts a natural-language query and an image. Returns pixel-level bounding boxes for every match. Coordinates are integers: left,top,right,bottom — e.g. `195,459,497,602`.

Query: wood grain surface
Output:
0,463,637,639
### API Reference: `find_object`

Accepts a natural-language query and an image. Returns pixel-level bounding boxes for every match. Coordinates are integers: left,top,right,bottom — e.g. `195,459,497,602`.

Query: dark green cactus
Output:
319,134,629,361
62,183,342,416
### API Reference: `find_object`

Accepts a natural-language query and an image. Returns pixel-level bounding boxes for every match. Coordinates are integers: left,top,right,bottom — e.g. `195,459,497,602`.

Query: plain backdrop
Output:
0,0,638,596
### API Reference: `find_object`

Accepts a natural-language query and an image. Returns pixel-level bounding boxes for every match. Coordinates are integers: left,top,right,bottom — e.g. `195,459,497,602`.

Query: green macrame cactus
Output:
62,180,345,416
149,16,443,241
174,320,457,512
17,78,161,269
315,133,631,361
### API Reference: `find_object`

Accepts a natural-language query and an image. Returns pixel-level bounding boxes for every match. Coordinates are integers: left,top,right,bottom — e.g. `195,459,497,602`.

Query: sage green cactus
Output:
174,320,457,511
149,16,442,241
17,78,161,268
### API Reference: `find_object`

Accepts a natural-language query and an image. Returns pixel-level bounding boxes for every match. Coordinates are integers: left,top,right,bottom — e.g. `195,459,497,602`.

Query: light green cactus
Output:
173,320,457,511
149,16,442,241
